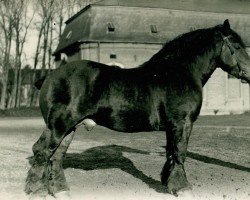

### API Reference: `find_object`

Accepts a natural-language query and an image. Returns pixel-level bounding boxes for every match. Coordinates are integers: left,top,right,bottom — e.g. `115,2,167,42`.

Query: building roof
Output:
54,0,250,55
94,0,250,14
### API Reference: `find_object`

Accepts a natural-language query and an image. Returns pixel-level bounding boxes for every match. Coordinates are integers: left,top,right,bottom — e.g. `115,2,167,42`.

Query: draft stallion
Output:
25,20,250,198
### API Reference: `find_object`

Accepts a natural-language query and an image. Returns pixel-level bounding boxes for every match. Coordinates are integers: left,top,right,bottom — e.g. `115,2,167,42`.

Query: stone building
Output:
53,0,250,115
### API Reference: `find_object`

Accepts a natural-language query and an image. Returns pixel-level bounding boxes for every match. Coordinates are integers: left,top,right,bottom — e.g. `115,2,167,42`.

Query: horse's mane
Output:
147,24,245,69
149,27,217,66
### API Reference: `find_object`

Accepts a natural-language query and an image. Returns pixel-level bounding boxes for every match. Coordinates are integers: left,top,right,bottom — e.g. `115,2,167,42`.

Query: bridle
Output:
221,35,245,78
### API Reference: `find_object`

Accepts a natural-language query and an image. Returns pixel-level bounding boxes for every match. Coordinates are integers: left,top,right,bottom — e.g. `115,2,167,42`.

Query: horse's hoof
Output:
54,191,71,200
28,194,47,200
176,189,194,199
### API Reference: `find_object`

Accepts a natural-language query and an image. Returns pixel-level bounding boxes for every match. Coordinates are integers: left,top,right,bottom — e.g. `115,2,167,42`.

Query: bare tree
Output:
29,0,56,106
29,0,87,106
0,0,99,109
27,0,100,106
0,1,14,109
7,0,34,108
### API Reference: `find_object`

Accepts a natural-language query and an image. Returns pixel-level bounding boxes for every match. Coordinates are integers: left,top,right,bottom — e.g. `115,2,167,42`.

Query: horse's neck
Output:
145,32,221,86
192,50,218,87
148,49,218,87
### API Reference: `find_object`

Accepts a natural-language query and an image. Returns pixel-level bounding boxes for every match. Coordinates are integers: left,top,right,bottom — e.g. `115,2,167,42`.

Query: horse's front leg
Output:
161,116,193,196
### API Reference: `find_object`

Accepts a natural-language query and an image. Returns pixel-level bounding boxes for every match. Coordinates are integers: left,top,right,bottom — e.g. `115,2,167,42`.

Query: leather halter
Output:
221,35,244,77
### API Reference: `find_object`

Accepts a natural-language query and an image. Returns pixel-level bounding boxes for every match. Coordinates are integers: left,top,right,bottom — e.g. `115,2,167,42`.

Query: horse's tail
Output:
35,60,67,90
34,76,46,90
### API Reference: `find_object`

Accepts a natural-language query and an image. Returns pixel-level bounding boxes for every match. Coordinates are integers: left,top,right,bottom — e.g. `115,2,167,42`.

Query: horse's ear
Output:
220,19,231,36
223,19,230,30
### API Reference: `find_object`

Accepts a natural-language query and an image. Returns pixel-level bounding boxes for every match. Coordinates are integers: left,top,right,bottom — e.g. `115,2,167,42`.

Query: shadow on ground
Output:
187,152,250,173
63,145,250,194
63,145,168,193
158,146,250,173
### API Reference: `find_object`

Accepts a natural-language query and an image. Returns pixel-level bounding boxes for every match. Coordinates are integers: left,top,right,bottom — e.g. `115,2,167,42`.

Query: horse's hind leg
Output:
25,128,51,197
26,129,75,199
26,106,82,198
47,130,75,198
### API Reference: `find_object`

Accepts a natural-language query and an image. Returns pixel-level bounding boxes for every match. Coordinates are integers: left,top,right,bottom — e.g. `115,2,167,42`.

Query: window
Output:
110,54,117,59
107,22,115,32
134,55,137,61
190,27,196,31
150,25,157,33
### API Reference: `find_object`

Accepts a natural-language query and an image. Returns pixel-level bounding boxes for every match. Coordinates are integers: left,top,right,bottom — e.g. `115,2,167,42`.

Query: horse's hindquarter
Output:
39,61,101,125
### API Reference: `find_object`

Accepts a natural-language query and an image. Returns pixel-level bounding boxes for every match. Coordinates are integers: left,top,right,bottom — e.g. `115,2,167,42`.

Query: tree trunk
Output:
0,74,8,110
9,36,20,108
1,38,12,110
41,21,49,77
9,67,18,108
16,65,22,107
29,25,44,106
48,18,53,70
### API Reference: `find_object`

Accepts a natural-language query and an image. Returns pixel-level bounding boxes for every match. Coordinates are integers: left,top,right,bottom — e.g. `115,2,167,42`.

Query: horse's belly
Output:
93,107,162,132
113,109,153,132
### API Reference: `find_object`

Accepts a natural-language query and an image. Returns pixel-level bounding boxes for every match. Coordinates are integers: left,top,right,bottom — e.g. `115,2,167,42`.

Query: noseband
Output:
221,35,245,78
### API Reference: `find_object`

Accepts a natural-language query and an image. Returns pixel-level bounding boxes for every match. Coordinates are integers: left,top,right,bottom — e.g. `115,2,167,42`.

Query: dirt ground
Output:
0,118,249,200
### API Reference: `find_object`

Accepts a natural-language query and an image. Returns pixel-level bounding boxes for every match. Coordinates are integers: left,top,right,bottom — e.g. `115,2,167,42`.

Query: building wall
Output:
80,43,162,68
201,69,250,115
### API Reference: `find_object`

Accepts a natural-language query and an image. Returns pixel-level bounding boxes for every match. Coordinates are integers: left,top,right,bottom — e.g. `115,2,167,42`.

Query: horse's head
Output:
217,19,250,83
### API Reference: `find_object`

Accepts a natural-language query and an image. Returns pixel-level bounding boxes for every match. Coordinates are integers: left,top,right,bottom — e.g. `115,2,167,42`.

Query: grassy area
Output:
0,107,249,127
0,107,41,118
195,112,250,127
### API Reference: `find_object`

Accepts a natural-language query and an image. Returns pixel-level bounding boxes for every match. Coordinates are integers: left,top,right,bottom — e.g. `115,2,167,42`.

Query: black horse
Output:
25,20,250,198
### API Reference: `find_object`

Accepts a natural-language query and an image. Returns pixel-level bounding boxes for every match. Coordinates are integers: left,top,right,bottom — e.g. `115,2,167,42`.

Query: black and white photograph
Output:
0,0,249,199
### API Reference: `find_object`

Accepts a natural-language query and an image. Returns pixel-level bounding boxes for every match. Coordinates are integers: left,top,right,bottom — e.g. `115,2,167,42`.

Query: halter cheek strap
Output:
222,36,234,54
221,35,243,77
